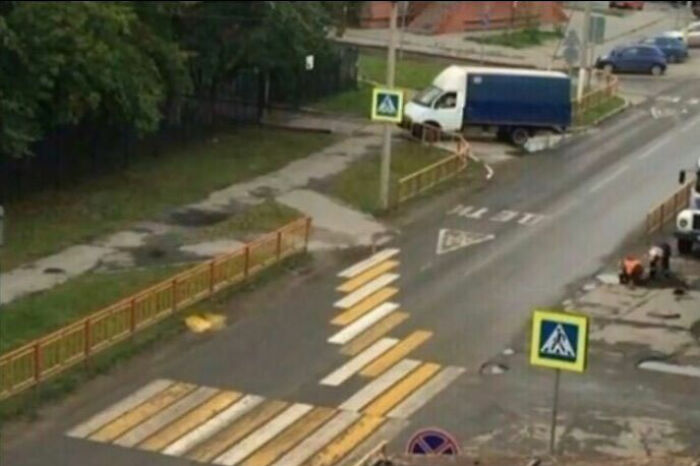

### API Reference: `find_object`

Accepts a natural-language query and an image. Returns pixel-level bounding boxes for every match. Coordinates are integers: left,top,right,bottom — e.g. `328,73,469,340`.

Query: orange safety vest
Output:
623,257,642,276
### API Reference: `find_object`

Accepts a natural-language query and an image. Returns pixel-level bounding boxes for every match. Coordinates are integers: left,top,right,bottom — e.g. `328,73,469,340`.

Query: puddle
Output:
43,267,65,275
169,208,229,227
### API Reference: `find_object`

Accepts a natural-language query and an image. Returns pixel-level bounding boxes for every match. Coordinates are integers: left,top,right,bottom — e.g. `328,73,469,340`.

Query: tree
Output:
0,2,188,158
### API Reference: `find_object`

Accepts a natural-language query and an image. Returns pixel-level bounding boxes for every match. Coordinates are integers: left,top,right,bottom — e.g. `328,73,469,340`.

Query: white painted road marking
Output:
589,165,629,194
270,411,361,466
115,386,218,447
213,403,313,465
328,302,399,345
436,229,495,255
338,249,400,279
447,205,545,227
518,212,545,226
67,379,173,439
321,338,399,386
334,274,399,309
490,210,519,223
340,359,421,412
387,366,465,419
638,361,700,378
162,394,264,456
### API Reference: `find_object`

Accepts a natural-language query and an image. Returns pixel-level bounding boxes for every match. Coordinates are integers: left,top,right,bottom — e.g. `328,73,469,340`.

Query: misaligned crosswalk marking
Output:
67,379,173,439
334,274,399,309
213,403,314,466
163,394,264,457
338,249,399,279
115,386,219,447
187,400,288,463
321,338,399,386
360,331,433,377
340,359,421,412
337,261,399,293
329,303,399,345
270,411,361,466
90,382,196,443
363,363,441,417
139,390,242,452
331,288,399,327
387,366,465,419
307,415,386,466
341,312,409,356
242,407,336,466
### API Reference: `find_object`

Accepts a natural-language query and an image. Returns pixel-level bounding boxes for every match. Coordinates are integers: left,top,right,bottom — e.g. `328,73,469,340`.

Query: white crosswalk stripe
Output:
333,274,399,309
328,302,399,345
338,249,399,278
340,359,421,412
387,366,465,419
321,338,398,386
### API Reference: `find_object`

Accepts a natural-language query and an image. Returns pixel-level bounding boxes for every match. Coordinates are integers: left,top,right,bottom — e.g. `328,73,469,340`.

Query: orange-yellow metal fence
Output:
395,124,471,208
0,217,312,401
572,72,620,126
645,181,693,236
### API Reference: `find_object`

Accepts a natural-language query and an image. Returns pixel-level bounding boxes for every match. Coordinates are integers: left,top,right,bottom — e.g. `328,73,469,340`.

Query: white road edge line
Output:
638,361,700,378
589,165,629,194
321,338,399,386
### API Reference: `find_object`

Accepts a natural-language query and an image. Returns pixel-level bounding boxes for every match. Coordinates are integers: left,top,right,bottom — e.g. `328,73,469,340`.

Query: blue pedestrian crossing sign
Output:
530,310,588,372
371,88,404,123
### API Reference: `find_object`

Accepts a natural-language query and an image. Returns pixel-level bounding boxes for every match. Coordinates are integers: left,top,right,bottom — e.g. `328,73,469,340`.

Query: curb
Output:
570,97,630,132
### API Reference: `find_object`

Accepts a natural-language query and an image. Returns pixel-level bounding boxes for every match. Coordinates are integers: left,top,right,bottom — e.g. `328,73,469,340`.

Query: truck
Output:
402,65,572,146
675,157,700,255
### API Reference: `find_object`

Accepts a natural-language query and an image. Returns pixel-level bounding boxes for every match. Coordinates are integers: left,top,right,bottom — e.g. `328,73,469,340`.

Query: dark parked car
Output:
640,35,689,63
595,44,667,75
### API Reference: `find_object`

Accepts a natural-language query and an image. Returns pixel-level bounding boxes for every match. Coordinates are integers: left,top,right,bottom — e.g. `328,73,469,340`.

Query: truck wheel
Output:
510,127,530,146
422,122,441,143
678,238,693,255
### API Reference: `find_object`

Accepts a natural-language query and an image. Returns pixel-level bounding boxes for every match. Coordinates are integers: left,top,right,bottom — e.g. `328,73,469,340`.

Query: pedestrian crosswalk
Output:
67,248,465,465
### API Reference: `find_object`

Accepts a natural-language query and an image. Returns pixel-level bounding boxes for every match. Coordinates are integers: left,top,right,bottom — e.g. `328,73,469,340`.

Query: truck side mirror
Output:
679,171,686,184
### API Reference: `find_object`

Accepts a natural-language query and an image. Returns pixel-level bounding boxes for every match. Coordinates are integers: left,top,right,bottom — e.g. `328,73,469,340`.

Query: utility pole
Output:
398,1,408,60
379,1,398,210
577,1,592,102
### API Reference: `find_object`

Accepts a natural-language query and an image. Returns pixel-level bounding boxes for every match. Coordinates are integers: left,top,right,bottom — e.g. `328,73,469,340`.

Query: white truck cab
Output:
675,156,700,255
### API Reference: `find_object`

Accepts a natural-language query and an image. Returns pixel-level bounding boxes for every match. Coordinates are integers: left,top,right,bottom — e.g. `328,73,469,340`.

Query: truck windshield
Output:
412,85,443,107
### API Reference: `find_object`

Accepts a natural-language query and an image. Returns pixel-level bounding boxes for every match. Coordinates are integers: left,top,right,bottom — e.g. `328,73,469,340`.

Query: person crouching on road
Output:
619,255,644,286
648,242,672,280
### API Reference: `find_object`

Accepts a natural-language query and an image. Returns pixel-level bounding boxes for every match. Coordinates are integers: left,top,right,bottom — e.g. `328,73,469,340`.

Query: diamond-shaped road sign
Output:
436,229,495,255
530,310,588,373
371,88,404,123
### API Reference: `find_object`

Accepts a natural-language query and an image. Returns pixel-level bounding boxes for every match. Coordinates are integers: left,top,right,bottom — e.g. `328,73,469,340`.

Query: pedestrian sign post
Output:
530,309,589,455
371,88,404,123
531,310,588,372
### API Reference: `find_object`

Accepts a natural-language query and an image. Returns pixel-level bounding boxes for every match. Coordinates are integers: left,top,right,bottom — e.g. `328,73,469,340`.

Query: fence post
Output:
85,318,91,357
130,298,136,333
244,246,250,279
34,343,42,382
210,261,215,295
172,279,178,312
276,230,282,261
304,217,312,252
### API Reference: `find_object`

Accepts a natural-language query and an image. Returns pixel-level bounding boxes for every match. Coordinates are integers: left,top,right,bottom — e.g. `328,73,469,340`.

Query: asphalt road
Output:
4,77,700,465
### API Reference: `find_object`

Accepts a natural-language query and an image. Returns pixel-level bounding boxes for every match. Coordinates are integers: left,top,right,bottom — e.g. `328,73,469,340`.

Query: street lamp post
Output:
379,1,399,210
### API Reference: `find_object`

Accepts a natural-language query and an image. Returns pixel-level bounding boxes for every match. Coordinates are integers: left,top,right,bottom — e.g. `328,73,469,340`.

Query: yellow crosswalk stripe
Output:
363,363,441,417
187,400,288,463
138,390,241,452
331,288,398,326
359,331,433,378
242,407,336,466
341,312,409,356
90,382,196,443
336,261,399,293
307,415,386,466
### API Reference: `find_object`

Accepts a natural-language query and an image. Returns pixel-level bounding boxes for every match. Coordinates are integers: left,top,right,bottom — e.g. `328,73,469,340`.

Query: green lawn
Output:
1,128,334,270
193,201,302,240
577,96,626,126
312,53,443,117
471,28,563,49
0,265,184,352
330,141,452,213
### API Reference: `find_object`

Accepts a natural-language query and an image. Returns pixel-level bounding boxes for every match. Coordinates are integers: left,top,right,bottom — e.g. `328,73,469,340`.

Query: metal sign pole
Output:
549,368,561,455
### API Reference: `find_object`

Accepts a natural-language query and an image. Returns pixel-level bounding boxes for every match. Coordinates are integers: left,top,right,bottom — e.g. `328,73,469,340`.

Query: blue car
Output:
595,44,667,75
640,35,689,63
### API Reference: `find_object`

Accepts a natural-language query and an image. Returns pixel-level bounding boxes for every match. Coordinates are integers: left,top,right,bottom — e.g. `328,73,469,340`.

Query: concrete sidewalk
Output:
0,119,393,306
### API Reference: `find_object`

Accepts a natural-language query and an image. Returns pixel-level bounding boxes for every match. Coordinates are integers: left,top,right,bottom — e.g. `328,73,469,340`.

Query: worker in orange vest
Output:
619,255,644,286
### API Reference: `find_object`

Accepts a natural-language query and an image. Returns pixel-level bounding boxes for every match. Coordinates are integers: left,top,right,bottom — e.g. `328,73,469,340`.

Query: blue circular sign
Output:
406,428,459,455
